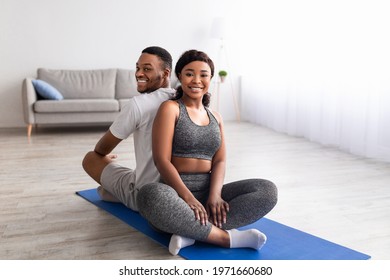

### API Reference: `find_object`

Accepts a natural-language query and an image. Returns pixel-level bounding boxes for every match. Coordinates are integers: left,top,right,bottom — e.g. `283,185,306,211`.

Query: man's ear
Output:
163,69,171,79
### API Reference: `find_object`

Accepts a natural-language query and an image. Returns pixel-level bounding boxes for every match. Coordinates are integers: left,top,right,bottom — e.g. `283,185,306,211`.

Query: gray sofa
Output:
22,68,177,137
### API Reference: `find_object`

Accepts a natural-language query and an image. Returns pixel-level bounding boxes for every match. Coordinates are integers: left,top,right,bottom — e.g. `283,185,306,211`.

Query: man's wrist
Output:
93,149,106,157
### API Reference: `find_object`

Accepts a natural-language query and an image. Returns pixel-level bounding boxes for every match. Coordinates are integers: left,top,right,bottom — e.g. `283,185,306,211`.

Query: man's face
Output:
135,53,166,93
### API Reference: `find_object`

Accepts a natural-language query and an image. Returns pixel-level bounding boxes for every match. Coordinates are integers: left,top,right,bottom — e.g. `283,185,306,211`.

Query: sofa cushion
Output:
37,68,116,99
32,79,64,100
34,99,119,113
115,69,139,99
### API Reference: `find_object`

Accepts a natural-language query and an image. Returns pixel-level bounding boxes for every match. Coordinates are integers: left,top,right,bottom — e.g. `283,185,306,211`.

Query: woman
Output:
137,50,278,255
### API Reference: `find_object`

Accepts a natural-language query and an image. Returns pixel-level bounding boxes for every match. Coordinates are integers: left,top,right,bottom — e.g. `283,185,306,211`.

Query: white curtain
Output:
235,0,390,162
241,75,390,162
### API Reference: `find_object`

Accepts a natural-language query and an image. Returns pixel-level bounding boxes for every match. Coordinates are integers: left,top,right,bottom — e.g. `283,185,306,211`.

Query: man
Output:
82,46,175,211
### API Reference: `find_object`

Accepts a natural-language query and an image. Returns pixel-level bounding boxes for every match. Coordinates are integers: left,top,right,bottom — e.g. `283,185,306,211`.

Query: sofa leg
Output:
27,124,33,139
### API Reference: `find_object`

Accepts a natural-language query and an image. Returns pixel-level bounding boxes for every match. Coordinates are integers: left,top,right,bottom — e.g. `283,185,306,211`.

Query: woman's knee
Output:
252,179,278,204
264,179,278,204
235,179,278,210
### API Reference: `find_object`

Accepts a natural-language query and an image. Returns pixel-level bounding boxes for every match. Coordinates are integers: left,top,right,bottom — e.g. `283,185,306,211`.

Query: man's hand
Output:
106,154,118,160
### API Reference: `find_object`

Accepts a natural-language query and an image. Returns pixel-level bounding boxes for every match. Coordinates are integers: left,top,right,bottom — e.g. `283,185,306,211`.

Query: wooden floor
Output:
1,121,389,260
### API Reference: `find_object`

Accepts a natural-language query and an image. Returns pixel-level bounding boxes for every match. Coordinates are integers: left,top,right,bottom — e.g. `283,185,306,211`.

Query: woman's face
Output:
179,61,212,98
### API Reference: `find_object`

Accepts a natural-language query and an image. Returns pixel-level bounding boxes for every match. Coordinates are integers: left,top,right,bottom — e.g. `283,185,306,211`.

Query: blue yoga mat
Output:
76,188,370,260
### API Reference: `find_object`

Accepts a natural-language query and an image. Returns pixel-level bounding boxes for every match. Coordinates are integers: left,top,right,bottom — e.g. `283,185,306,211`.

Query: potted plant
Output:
218,70,228,83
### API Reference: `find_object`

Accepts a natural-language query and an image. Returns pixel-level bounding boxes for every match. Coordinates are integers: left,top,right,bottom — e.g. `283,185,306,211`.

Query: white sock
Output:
168,234,195,255
227,229,267,250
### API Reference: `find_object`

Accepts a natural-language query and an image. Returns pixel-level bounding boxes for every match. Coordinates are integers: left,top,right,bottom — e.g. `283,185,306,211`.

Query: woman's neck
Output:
180,96,204,110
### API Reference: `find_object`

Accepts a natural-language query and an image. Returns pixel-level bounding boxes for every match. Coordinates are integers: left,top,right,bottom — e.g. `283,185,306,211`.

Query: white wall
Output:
0,0,243,128
4,0,387,134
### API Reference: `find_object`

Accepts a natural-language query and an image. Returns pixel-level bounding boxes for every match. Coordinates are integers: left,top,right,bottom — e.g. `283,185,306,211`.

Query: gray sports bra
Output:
172,99,221,160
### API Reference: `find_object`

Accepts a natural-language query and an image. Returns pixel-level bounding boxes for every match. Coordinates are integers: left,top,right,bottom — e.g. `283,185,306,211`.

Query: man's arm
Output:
94,130,122,156
82,130,123,184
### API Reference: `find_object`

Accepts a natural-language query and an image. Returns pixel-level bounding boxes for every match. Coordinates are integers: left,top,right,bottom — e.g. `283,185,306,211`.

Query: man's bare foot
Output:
97,186,120,203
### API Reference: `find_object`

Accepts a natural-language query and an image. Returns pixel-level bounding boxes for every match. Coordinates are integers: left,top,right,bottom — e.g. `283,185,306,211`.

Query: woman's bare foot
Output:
97,186,120,203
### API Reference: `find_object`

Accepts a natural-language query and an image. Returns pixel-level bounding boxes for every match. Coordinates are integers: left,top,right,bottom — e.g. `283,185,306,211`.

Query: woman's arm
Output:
152,101,208,225
207,111,229,227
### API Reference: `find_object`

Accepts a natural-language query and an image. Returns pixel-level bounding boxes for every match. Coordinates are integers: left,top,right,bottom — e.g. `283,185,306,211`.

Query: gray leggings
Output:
137,173,278,241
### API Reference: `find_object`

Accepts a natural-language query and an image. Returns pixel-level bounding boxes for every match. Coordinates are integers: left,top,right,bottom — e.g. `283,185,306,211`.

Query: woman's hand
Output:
206,196,229,228
184,196,208,226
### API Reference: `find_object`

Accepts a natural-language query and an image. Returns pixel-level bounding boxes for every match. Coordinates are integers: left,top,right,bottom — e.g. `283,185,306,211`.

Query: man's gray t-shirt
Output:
109,87,175,189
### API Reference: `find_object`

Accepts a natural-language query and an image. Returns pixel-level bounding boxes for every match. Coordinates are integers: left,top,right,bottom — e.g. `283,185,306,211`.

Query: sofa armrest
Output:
22,78,37,125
